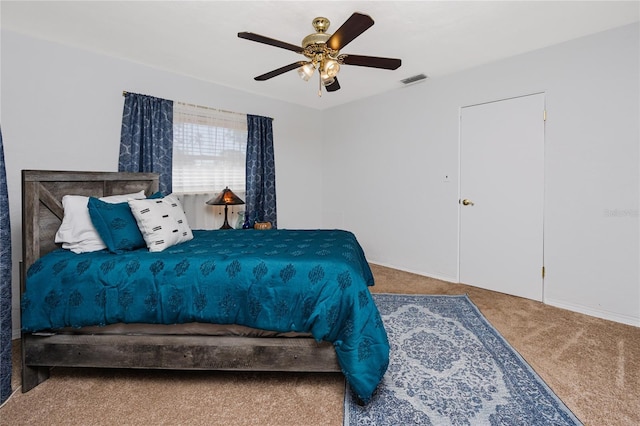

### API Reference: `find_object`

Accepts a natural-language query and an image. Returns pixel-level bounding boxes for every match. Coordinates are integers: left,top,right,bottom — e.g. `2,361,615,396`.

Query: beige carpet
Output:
2,264,639,425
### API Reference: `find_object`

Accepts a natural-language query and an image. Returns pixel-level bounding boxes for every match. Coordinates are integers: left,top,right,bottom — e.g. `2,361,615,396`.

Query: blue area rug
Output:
344,294,582,425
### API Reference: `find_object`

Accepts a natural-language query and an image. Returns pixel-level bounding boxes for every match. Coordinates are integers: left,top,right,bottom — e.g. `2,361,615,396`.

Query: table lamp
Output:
206,187,245,229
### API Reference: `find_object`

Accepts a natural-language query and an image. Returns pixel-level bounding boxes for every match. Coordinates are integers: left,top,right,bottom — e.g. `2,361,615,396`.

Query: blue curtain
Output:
0,126,12,405
246,115,277,228
118,93,174,194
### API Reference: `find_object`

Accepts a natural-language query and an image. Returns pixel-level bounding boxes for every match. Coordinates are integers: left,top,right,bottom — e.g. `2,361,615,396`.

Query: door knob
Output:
461,199,475,206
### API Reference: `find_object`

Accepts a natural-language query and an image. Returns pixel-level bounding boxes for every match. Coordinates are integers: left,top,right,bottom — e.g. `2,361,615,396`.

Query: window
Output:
172,102,247,193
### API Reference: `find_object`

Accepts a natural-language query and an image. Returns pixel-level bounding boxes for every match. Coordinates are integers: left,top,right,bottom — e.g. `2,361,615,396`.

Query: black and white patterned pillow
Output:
128,194,193,252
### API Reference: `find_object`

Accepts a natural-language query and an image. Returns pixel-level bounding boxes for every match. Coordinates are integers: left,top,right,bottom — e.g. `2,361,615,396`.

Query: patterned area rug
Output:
344,294,582,425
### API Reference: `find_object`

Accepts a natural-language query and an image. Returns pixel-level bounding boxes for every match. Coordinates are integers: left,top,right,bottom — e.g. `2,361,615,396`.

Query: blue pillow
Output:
147,191,164,199
88,197,146,253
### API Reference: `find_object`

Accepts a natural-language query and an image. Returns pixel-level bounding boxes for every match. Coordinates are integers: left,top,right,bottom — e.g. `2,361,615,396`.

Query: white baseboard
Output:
369,261,640,328
368,260,457,284
545,298,640,327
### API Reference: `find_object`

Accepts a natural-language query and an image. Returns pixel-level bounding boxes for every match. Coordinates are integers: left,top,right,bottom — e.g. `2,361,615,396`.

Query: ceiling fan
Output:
238,12,402,96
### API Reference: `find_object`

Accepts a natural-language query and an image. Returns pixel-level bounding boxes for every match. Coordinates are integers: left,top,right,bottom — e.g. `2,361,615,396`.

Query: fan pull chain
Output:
318,72,322,97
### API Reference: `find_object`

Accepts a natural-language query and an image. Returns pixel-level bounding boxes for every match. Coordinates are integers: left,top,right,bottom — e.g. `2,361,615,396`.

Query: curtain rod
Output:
175,101,247,118
122,91,266,119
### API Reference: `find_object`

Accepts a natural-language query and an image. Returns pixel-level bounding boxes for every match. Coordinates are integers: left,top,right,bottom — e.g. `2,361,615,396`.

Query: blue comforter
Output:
22,229,389,402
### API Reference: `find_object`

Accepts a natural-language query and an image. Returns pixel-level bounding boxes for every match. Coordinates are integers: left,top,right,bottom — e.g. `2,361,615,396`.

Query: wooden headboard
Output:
21,170,159,292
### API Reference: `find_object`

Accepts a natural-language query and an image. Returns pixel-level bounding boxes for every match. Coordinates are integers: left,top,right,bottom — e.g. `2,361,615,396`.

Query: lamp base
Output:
219,205,233,229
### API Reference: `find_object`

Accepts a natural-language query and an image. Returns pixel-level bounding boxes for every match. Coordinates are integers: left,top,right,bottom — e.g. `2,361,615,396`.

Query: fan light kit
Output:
238,13,402,96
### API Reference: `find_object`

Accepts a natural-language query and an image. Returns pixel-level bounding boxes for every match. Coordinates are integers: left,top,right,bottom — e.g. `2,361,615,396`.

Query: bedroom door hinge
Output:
541,266,546,279
543,110,547,121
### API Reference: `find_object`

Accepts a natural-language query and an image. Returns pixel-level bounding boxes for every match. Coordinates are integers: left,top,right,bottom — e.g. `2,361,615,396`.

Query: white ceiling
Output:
2,1,639,110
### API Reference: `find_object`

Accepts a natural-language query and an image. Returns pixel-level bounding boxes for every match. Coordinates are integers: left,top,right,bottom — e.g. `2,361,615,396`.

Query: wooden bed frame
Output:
20,170,340,392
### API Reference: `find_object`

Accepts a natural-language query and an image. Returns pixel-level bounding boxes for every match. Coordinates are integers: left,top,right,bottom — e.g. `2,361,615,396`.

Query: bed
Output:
20,170,388,404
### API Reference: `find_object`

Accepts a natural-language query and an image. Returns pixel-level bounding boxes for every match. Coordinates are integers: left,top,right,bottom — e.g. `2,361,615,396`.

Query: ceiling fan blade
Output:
326,12,374,51
325,78,341,92
341,54,402,70
238,32,302,53
254,61,308,81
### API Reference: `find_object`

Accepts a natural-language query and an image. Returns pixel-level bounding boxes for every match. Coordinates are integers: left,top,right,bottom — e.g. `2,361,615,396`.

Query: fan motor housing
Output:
302,17,340,61
302,32,331,48
302,17,331,49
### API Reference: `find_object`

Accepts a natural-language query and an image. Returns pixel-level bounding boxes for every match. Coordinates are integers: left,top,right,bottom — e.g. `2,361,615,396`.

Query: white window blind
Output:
172,102,247,193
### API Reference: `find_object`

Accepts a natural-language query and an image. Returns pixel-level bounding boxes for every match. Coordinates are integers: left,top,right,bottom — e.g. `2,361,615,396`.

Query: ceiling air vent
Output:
400,73,428,85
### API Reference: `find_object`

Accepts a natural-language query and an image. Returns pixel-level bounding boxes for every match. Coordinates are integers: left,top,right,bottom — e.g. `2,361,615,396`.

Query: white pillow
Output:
128,194,193,252
55,190,147,253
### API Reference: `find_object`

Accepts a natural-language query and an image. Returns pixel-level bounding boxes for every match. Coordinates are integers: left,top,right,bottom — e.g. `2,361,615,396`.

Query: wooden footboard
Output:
21,333,340,392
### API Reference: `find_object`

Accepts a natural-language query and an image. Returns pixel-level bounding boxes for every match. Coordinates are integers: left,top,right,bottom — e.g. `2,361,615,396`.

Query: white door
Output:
459,93,545,301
